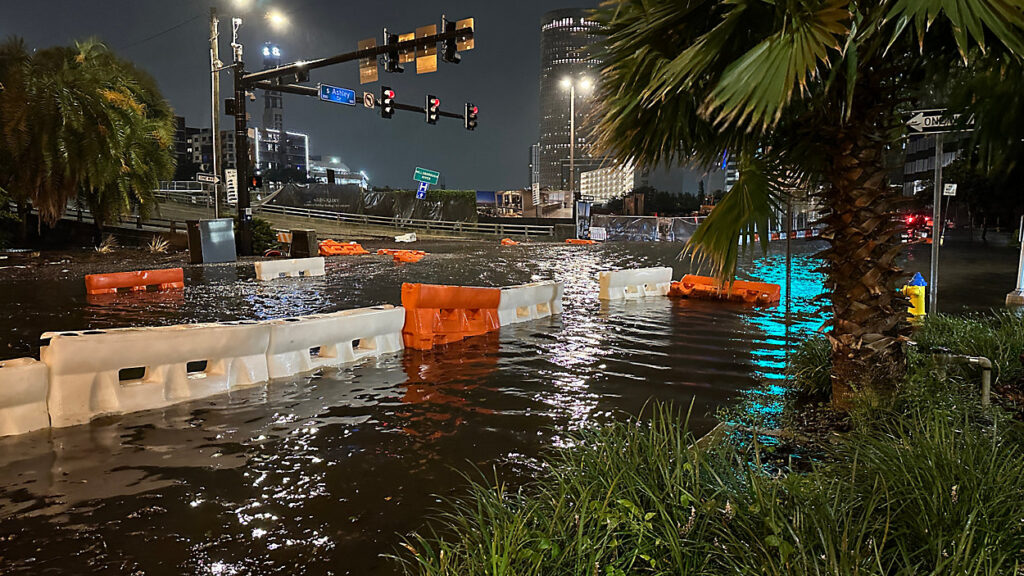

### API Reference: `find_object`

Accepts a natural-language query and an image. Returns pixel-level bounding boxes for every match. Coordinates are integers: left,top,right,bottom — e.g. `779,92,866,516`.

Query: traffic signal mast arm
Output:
249,81,471,122
242,26,474,86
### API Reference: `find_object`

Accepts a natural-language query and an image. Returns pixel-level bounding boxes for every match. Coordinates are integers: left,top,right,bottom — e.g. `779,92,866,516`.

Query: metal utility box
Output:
186,219,237,264
290,229,318,258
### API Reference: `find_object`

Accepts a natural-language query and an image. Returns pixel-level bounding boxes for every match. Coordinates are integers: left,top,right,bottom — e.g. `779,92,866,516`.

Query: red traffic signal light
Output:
464,102,478,131
381,86,395,119
426,95,440,124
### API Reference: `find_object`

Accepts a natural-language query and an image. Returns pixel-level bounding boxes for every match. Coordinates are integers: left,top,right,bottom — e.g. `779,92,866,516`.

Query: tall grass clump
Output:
787,336,831,401
399,394,1024,575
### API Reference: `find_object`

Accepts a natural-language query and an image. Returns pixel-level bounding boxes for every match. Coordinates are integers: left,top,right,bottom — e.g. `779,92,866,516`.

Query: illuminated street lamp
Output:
266,9,289,31
561,76,592,231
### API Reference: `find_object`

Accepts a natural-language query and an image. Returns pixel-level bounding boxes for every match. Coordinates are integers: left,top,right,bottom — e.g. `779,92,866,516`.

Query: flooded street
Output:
0,237,1016,574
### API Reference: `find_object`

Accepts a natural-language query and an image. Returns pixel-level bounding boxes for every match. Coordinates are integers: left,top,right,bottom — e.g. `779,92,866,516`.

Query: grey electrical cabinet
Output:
186,219,237,264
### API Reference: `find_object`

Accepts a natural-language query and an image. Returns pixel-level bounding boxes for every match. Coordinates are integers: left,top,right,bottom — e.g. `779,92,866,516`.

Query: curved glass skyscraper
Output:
538,8,603,191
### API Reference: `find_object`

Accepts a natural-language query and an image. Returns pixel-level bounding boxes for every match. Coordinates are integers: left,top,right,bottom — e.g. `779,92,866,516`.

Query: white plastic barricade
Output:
40,321,271,427
254,257,326,281
598,267,674,300
265,306,405,379
498,281,564,326
0,358,51,437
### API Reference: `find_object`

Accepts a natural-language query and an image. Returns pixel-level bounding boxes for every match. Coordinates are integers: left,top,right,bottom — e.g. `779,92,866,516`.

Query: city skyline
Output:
3,0,601,191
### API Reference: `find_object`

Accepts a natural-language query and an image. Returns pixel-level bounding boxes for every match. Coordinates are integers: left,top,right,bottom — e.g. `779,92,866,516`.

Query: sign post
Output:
905,109,975,314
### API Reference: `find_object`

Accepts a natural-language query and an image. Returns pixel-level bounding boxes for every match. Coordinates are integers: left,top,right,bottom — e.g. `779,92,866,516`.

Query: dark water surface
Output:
0,237,1014,575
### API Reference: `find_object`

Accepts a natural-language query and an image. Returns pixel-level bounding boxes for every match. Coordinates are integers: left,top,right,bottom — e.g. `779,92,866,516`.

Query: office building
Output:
580,163,639,203
537,8,603,191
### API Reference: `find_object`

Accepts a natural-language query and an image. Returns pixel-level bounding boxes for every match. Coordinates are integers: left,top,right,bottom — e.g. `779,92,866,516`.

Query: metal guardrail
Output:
154,191,555,237
251,203,555,237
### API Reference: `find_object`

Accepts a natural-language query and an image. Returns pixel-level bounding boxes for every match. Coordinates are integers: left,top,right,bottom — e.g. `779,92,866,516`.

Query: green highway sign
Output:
413,167,440,185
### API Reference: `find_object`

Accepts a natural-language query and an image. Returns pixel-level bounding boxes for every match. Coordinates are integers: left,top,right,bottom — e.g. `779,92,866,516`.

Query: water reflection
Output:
0,240,829,575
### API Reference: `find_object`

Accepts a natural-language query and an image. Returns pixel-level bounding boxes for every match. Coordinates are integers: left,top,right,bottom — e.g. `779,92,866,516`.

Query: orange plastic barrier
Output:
401,283,501,350
319,240,369,256
378,249,427,263
668,274,781,306
500,238,520,246
276,231,292,244
85,268,184,295
566,239,597,245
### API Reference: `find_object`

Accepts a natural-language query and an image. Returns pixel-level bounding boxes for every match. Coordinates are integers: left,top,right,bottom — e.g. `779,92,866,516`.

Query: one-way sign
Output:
906,109,975,134
195,172,219,184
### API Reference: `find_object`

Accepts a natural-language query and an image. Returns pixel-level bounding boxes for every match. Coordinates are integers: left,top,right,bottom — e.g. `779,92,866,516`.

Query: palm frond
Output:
884,0,1024,57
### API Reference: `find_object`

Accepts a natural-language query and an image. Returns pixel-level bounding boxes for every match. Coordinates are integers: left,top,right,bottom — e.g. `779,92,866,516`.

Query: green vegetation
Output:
591,0,1024,406
236,216,277,254
398,312,1024,575
0,37,175,242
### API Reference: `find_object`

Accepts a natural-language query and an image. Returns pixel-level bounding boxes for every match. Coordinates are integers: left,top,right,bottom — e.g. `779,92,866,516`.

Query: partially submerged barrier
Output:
85,268,184,295
598,267,674,300
265,306,404,379
498,281,563,326
319,240,369,256
401,283,501,350
566,239,597,245
500,238,520,246
0,358,50,437
669,274,781,306
254,257,326,281
40,321,271,427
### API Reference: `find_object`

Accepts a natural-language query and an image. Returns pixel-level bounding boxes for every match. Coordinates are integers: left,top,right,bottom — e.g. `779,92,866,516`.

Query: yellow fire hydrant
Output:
902,272,927,320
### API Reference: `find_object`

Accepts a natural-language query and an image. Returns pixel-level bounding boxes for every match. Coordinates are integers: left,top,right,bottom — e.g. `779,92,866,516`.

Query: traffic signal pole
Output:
233,61,252,256
227,24,475,255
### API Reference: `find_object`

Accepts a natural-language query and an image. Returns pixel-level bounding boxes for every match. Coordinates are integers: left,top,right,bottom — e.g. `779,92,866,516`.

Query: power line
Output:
119,12,204,51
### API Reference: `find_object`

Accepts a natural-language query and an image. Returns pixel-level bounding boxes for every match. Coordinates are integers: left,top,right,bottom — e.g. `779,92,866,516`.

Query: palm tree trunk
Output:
821,125,910,409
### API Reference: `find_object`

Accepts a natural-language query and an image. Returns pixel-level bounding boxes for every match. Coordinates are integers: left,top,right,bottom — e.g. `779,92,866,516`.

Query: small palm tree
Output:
0,38,175,239
592,1,1024,406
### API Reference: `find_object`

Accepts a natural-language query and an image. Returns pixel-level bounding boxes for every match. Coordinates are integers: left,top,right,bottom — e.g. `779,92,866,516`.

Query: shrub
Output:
235,216,278,254
788,336,831,401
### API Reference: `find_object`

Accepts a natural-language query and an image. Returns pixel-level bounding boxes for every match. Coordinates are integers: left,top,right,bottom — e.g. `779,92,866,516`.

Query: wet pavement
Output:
0,236,1016,574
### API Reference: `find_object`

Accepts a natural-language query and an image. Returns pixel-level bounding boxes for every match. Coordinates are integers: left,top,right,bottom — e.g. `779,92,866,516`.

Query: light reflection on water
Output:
0,240,827,575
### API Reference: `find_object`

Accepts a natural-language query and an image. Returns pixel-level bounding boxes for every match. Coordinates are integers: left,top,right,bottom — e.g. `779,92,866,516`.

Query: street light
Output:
266,9,288,30
561,76,592,235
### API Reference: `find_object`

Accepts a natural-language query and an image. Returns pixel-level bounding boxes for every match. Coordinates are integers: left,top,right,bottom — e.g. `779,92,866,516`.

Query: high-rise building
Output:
260,42,286,172
580,163,639,204
529,143,541,188
538,8,603,191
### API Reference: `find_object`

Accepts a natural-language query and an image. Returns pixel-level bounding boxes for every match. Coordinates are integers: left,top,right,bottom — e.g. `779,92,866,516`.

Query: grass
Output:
396,312,1024,576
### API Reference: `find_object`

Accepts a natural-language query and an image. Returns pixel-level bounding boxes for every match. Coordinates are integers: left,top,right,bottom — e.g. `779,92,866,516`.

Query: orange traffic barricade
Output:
319,239,369,256
85,268,184,295
379,249,427,263
500,238,520,246
401,283,501,350
669,274,781,306
566,239,597,245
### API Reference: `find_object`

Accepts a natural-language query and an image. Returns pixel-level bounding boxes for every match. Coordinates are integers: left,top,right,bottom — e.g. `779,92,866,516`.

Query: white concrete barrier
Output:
254,257,326,281
265,306,405,379
598,267,674,300
498,281,564,326
0,358,51,437
40,321,271,428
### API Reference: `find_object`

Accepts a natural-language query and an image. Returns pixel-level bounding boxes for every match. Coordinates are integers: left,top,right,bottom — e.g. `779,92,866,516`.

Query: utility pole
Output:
568,83,576,233
231,17,252,256
209,7,221,218
929,133,943,314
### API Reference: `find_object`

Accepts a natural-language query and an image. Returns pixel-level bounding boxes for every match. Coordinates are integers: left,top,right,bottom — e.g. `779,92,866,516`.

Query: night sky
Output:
5,0,706,192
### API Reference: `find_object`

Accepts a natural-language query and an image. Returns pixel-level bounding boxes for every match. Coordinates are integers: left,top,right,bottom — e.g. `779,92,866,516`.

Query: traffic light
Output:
383,32,404,73
252,173,263,189
381,86,395,119
441,18,461,64
426,95,440,124
464,102,478,130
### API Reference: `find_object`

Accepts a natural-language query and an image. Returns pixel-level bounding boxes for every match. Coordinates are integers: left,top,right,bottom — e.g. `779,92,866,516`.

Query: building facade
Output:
580,163,638,203
538,8,603,191
901,133,969,196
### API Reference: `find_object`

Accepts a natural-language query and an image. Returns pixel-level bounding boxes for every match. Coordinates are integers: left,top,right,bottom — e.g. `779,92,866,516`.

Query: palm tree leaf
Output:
705,0,851,128
885,0,1024,57
683,153,791,280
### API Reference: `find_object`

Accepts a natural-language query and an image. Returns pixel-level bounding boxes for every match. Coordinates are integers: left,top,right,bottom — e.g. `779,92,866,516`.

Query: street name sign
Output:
416,181,429,199
318,84,356,106
413,167,440,185
196,172,219,184
944,183,958,196
906,109,975,134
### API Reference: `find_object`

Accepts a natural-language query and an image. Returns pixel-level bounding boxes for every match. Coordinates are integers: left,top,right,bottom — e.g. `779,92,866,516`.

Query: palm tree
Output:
0,38,174,240
591,1,1024,406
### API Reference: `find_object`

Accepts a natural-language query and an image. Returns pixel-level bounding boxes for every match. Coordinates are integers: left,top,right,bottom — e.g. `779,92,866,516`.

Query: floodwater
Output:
0,236,1015,575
